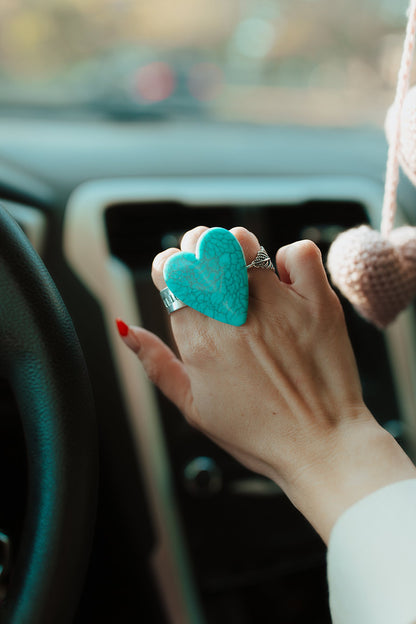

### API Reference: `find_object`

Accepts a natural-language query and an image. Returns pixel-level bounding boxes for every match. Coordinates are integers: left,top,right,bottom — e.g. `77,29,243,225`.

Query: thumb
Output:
116,319,193,417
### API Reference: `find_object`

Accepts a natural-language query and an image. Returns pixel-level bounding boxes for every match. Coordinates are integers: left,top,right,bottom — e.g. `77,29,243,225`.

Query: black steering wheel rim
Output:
0,204,98,623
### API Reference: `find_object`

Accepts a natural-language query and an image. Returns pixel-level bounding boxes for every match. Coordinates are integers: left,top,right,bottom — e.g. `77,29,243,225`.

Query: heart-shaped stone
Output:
385,85,416,187
164,227,248,326
327,224,416,328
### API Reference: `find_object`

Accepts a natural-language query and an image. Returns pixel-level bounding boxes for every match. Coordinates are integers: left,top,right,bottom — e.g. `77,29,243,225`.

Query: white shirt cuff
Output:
327,479,416,624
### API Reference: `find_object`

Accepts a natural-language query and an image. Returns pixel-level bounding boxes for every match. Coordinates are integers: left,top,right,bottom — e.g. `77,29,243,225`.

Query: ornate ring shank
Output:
246,246,275,270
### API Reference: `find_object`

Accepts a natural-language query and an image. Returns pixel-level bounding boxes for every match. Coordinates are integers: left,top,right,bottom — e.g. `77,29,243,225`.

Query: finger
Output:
181,225,260,261
181,225,209,252
117,322,194,416
177,224,277,301
275,240,332,301
229,226,261,264
152,247,180,291
230,227,282,302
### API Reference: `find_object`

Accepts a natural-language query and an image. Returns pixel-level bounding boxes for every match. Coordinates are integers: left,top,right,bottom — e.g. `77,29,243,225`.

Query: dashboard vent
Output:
105,201,236,270
105,199,366,271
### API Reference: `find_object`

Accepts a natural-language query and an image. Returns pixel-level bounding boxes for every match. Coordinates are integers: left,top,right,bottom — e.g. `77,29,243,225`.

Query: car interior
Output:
1,1,416,623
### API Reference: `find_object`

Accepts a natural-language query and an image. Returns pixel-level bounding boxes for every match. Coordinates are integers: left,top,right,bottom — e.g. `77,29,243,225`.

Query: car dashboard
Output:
1,117,416,623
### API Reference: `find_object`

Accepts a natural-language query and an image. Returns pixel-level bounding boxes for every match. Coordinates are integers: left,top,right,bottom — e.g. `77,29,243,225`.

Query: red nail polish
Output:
116,318,129,337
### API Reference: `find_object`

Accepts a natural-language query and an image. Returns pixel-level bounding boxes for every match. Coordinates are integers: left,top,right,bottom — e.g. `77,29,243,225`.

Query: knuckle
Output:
151,255,163,278
152,248,172,272
152,249,168,269
230,226,260,263
188,225,208,237
231,225,256,243
230,226,250,239
297,239,322,260
181,225,208,247
151,248,178,286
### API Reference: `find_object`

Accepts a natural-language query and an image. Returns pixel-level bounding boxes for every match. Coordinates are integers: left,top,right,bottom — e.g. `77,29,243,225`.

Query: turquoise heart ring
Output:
163,227,248,326
162,228,274,326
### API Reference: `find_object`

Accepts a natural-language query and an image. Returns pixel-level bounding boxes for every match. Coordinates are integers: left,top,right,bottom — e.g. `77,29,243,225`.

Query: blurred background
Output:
0,0,412,125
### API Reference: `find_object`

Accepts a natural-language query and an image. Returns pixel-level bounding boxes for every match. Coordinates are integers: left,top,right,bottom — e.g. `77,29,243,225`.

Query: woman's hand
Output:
118,226,416,542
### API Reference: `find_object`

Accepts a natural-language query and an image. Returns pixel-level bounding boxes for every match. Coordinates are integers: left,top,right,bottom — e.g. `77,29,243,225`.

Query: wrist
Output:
281,413,416,544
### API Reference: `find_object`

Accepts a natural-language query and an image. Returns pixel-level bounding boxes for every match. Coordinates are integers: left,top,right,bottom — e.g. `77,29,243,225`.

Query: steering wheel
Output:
0,204,98,623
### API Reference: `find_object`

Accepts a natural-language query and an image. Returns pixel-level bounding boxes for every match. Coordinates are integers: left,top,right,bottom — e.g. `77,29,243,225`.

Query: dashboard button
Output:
183,456,222,497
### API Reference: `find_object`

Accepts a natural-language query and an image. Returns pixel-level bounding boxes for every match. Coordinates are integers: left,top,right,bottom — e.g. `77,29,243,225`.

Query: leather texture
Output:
0,204,98,623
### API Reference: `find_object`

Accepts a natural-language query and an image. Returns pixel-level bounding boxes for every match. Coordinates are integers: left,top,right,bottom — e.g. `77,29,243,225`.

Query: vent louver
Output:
105,199,366,271
105,201,236,270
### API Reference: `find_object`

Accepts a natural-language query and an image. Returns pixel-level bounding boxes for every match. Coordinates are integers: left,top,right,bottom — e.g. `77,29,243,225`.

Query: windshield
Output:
0,0,411,125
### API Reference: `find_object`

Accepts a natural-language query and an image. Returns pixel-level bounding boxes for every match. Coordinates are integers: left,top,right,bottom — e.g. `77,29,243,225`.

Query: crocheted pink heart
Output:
327,224,416,328
385,85,416,187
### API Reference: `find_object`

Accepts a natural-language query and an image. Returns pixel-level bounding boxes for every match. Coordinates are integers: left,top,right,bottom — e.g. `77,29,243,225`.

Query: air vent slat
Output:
105,202,236,270
105,199,366,271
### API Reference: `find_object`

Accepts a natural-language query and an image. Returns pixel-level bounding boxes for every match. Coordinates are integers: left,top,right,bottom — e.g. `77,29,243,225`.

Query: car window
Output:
0,0,411,124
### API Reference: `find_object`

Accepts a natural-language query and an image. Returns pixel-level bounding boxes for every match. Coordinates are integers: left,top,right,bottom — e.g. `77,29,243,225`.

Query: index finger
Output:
151,248,179,291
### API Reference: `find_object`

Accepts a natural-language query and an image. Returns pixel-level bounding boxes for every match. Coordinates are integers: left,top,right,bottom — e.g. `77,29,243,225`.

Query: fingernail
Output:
116,318,129,337
116,318,141,354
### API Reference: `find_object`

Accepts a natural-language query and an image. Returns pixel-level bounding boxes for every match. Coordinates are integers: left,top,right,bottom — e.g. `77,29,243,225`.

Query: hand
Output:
118,226,416,542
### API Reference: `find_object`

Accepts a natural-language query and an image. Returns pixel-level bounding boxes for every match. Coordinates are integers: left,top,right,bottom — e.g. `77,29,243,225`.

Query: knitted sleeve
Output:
327,479,416,624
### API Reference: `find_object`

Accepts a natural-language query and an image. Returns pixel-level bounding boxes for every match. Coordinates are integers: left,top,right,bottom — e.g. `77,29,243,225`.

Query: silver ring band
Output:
246,246,275,271
160,287,188,314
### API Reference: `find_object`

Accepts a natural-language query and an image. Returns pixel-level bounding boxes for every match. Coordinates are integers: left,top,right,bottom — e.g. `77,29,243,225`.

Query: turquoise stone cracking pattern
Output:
164,227,248,326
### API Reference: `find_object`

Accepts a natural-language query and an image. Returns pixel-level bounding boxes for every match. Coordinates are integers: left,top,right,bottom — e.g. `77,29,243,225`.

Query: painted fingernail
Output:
116,318,129,337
